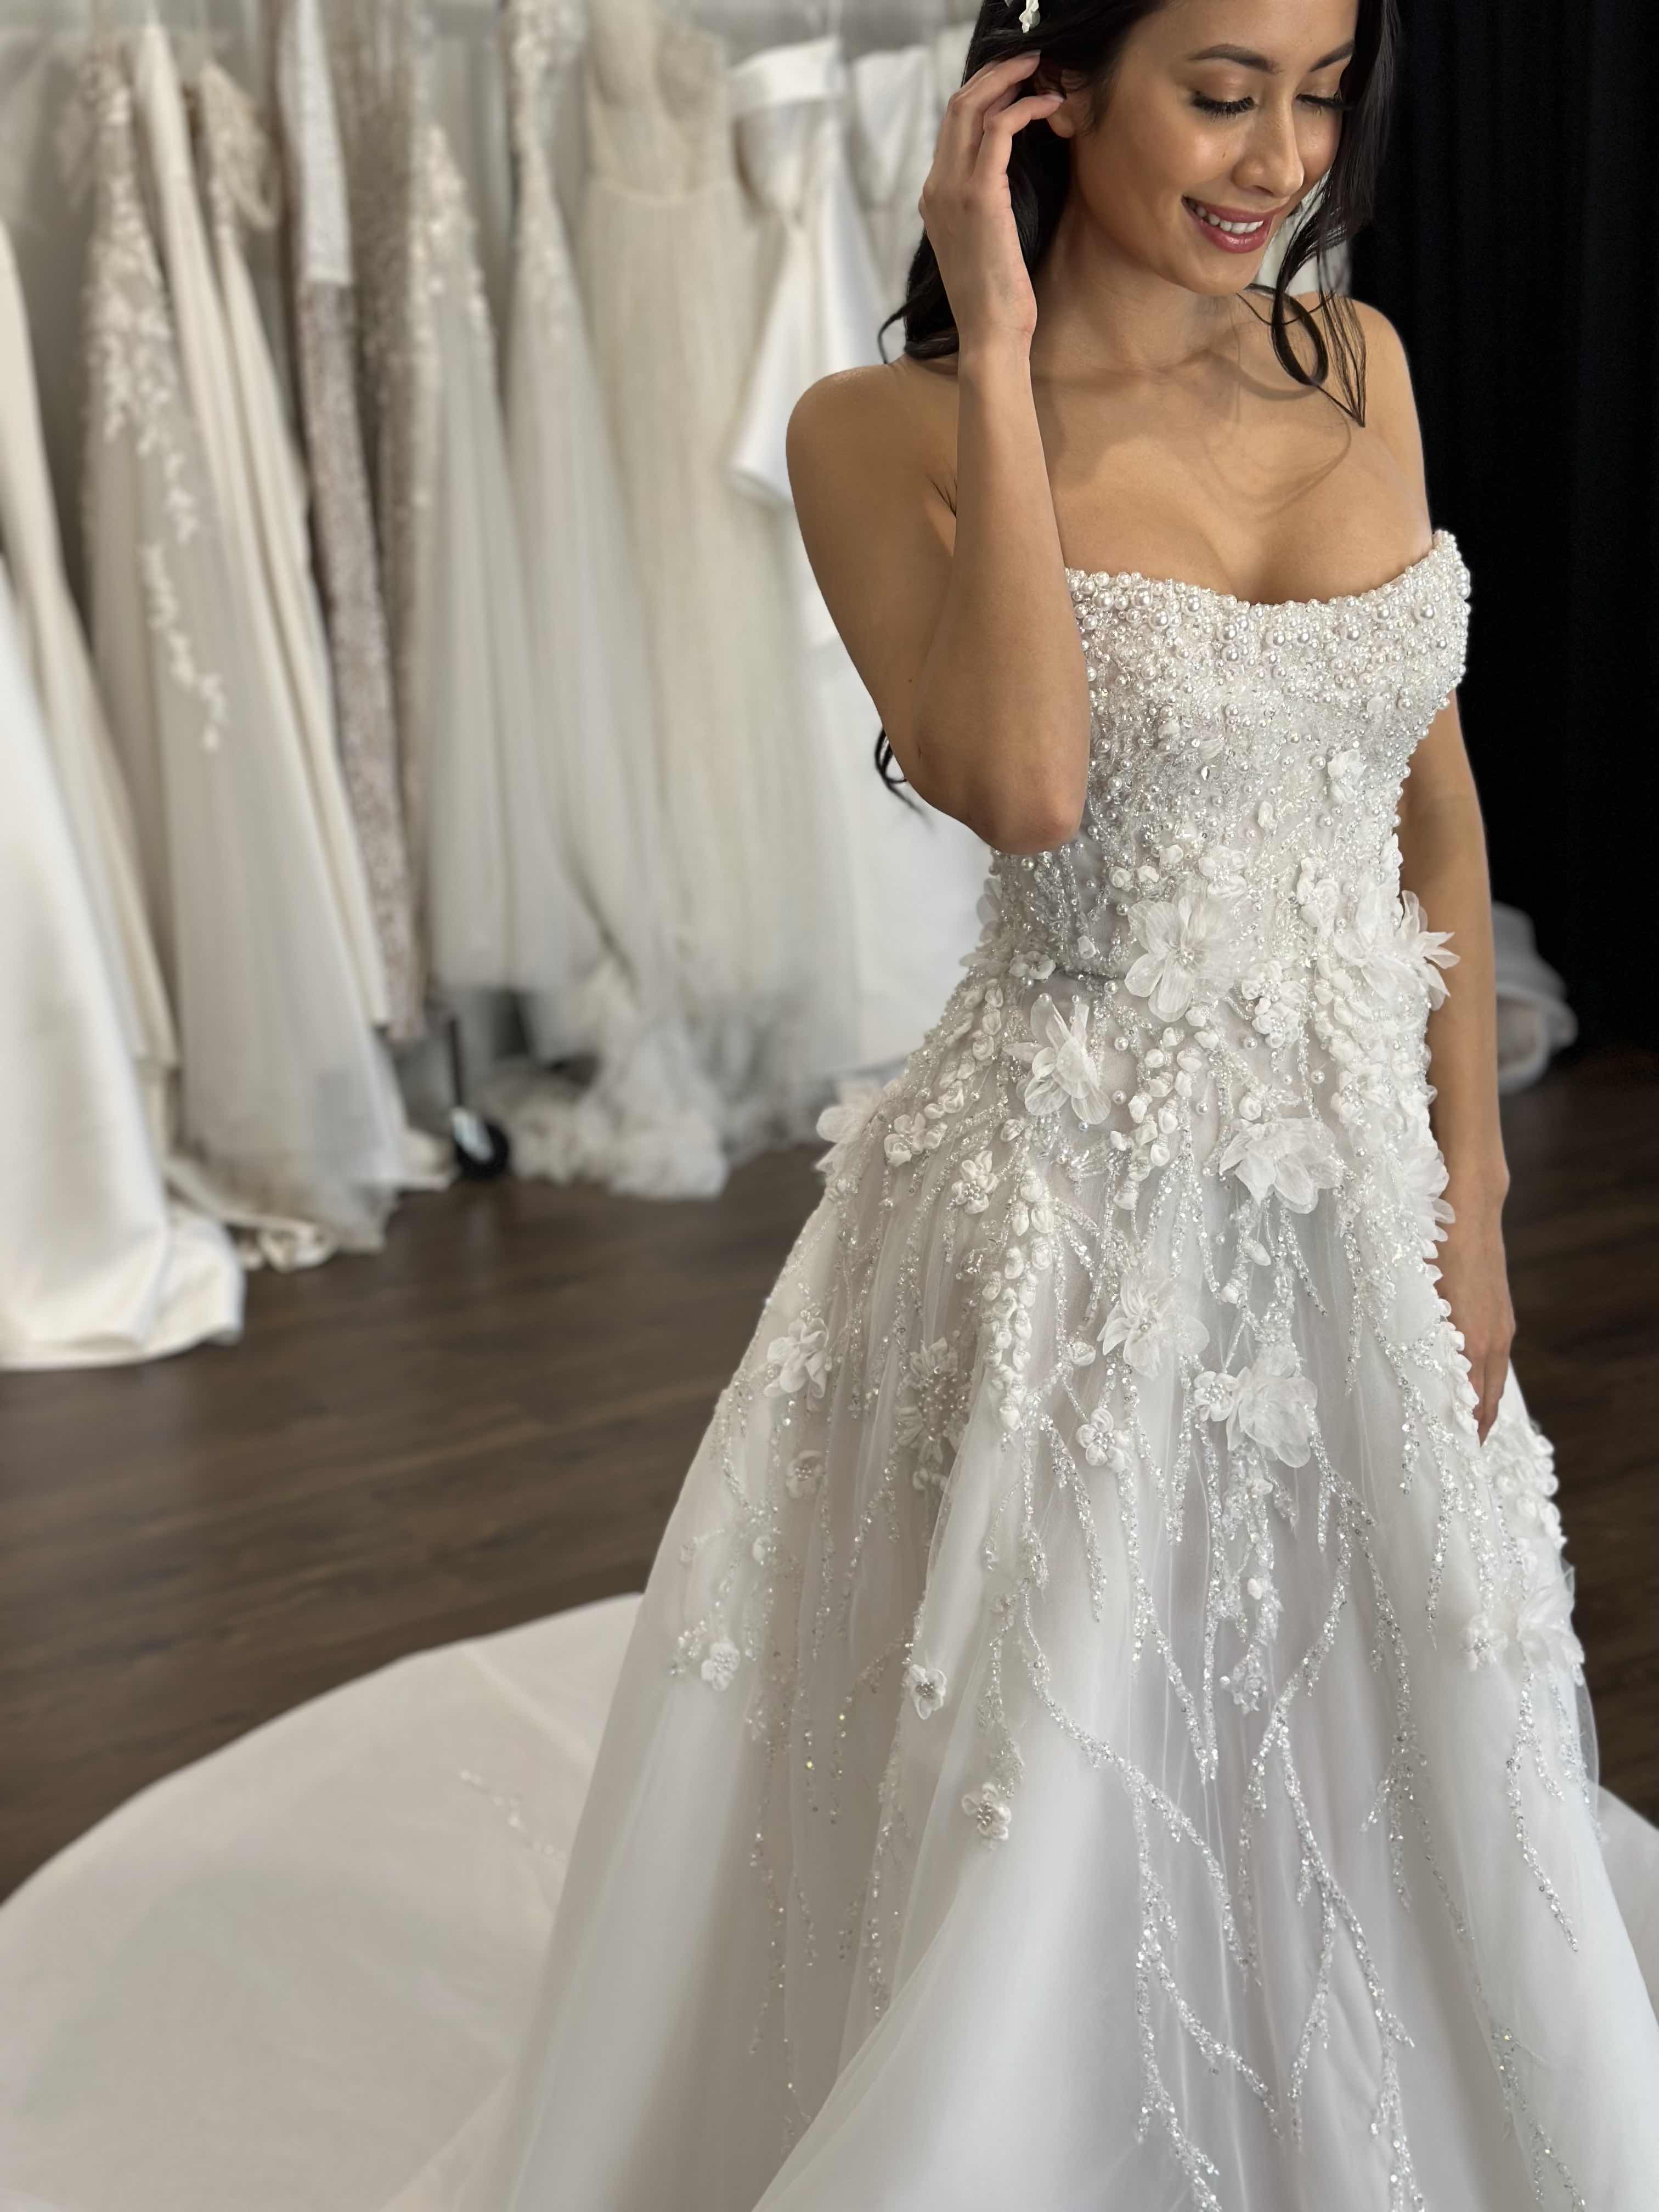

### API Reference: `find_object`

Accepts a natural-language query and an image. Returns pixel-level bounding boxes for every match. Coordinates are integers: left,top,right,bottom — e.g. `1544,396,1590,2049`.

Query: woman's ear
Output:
1041,72,1085,141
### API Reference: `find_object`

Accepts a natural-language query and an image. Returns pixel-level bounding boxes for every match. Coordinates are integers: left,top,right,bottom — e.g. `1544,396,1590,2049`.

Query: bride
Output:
471,2,1659,2205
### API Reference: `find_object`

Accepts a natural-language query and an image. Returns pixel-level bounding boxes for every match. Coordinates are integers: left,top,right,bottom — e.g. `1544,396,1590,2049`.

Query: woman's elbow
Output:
967,777,1087,857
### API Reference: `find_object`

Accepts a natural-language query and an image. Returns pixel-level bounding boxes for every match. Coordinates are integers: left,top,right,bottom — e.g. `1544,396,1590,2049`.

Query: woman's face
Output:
1048,0,1358,294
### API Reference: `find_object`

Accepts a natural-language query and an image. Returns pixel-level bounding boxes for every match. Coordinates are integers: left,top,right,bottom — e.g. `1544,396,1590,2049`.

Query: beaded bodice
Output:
986,529,1470,1016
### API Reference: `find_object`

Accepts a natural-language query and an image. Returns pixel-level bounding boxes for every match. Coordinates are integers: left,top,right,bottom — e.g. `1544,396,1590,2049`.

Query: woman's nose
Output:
1233,103,1308,205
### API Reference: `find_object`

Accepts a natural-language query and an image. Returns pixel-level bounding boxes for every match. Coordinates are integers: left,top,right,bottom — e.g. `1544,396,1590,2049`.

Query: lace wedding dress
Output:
86,37,403,1258
275,0,425,1043
461,528,1659,2209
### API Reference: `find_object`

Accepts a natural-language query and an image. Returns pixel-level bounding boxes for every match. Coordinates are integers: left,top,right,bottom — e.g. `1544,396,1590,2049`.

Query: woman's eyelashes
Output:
1189,92,1348,117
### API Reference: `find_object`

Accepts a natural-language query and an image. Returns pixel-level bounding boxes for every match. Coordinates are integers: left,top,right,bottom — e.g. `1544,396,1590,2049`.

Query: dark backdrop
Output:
1350,0,1656,1047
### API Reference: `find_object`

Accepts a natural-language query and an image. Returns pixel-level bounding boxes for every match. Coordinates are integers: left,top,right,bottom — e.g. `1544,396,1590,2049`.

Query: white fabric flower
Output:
1196,843,1248,899
1325,747,1363,795
700,1639,742,1690
1124,892,1237,1020
1076,1414,1129,1471
1333,884,1457,1009
814,1079,883,1163
1382,1128,1455,1257
1020,994,1112,1125
949,1148,996,1213
1513,1576,1585,1676
902,1658,948,1718
764,1313,830,1403
785,1450,823,1499
961,1781,1013,1841
1464,1569,1584,1679
885,1108,943,1165
1295,860,1341,935
1098,1262,1209,1375
1218,1115,1344,1212
1397,889,1458,1007
1197,1344,1318,1467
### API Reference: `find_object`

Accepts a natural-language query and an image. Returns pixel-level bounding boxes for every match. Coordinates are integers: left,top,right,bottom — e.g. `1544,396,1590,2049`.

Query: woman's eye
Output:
1190,92,1349,117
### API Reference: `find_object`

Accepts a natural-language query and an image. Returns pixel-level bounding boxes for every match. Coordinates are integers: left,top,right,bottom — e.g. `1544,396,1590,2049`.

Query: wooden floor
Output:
2,1048,1656,1900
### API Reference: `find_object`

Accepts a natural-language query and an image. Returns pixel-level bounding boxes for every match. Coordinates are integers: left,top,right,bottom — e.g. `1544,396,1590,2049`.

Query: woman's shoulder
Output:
786,356,960,512
1280,287,1428,505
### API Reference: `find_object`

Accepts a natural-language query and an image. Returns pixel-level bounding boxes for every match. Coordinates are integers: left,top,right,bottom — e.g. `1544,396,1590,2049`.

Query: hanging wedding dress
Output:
727,29,987,1078
578,0,857,1142
503,0,676,1029
393,21,608,1013
2,528,1657,2209
275,0,425,1043
182,46,391,1034
0,559,241,1370
85,36,402,1256
0,218,176,1147
847,37,938,312
487,0,724,1201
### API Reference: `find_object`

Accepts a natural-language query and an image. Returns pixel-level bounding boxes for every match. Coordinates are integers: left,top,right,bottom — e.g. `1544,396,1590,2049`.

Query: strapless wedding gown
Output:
2,529,1655,2211
466,528,1659,2209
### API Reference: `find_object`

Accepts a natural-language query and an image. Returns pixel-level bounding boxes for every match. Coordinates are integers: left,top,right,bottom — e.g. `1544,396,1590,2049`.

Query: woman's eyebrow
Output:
1184,41,1356,72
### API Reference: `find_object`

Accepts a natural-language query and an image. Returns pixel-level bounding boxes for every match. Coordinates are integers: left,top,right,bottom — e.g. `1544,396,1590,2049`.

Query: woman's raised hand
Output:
918,51,1065,354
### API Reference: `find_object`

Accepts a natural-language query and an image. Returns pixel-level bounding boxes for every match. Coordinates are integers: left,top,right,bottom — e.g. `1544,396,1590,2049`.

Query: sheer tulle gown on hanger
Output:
459,531,1659,2209
493,0,725,1201
578,0,857,1139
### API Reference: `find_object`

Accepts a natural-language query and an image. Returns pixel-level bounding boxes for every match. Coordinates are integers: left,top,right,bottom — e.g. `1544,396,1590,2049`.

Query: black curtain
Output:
1351,0,1657,1047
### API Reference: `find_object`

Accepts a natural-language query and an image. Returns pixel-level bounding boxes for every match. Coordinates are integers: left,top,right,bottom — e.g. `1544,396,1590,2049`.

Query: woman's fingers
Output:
1466,1340,1511,1445
1479,1348,1510,1444
938,50,1043,154
974,90,1065,174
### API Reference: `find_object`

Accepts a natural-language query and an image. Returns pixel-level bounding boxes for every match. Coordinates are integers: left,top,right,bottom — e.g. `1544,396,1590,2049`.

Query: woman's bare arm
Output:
786,53,1088,856
1359,300,1514,1441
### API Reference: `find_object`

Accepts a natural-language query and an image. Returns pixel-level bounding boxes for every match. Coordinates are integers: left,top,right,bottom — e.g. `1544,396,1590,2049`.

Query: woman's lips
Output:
1183,195,1278,253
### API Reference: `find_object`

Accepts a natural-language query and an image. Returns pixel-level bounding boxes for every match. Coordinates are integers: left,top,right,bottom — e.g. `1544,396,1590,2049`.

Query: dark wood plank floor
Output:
1,1048,1655,1901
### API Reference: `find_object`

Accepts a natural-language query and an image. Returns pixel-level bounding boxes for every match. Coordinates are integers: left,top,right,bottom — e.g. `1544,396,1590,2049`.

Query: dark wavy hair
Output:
871,0,1402,799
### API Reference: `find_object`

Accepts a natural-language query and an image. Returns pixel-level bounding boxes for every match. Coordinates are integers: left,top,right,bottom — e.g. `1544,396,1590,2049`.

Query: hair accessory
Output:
1015,0,1040,30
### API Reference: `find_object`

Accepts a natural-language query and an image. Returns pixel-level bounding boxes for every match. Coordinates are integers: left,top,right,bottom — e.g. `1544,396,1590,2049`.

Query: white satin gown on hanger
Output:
0,219,177,1146
728,29,987,1079
0,560,241,1370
